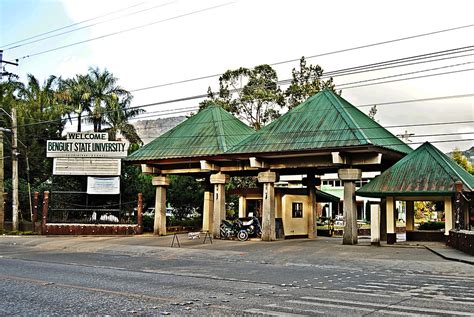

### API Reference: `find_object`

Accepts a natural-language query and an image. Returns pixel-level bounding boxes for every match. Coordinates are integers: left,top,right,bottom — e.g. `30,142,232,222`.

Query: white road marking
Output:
287,300,420,316
300,296,474,316
244,308,308,316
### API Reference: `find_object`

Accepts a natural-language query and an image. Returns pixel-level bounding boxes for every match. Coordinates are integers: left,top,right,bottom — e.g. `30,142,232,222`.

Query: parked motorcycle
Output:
241,216,262,239
220,217,262,241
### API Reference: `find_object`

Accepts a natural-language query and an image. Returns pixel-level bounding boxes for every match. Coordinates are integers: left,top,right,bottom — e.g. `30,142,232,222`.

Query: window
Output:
292,202,303,218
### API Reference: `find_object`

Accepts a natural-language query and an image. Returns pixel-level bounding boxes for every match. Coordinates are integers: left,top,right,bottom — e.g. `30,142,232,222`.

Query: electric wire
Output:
3,1,175,51
130,45,474,93
15,2,235,60
1,2,146,48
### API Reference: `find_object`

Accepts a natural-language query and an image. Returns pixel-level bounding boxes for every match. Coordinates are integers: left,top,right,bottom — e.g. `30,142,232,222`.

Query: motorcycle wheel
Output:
237,230,249,241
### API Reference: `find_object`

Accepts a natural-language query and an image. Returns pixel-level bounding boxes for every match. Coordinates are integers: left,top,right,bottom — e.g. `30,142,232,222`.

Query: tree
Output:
167,175,204,219
58,74,91,132
284,57,335,110
86,67,129,132
102,93,144,144
368,105,378,120
451,147,473,174
201,64,284,130
16,74,69,183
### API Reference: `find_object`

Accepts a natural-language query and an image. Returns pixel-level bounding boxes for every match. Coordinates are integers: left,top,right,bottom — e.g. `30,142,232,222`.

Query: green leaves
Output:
200,57,335,130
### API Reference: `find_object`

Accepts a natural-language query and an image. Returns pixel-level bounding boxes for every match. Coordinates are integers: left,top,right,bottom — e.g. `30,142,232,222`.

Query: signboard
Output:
87,177,120,195
66,132,108,140
53,158,121,176
47,132,128,158
47,140,128,158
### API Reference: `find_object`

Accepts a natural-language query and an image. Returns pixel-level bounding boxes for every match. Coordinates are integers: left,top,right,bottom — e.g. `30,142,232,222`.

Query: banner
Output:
87,177,120,195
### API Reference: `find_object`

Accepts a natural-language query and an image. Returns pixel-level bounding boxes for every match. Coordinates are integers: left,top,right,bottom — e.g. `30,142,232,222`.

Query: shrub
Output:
418,221,445,231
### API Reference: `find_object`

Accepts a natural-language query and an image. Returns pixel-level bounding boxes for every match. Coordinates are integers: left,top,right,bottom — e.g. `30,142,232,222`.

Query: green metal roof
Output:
357,142,474,197
227,90,413,155
126,104,254,161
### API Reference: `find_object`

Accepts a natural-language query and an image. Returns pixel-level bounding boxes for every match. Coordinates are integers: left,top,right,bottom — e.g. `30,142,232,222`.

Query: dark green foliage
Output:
418,221,445,231
167,175,204,219
121,164,155,211
284,56,335,110
200,64,284,130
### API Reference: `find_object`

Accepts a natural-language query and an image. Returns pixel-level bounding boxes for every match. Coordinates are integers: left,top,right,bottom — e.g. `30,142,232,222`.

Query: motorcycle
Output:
220,216,262,241
240,216,262,239
220,219,250,241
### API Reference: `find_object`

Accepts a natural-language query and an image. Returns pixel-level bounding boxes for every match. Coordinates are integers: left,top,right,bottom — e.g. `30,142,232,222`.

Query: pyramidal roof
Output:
227,90,413,155
357,142,474,197
126,104,254,161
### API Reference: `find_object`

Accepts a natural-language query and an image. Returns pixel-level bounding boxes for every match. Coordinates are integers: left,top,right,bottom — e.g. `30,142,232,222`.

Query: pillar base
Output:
371,241,381,246
387,233,396,244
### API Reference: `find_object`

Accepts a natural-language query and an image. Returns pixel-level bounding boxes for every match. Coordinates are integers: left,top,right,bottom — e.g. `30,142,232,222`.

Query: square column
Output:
405,200,415,232
338,169,361,245
258,171,277,241
238,196,246,218
307,174,318,240
444,196,453,236
370,204,381,246
210,173,229,238
152,176,170,236
202,190,214,232
386,196,396,244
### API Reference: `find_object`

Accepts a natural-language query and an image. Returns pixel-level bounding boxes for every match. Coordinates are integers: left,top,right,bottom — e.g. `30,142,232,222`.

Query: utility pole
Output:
12,107,19,231
0,130,4,230
1,50,20,231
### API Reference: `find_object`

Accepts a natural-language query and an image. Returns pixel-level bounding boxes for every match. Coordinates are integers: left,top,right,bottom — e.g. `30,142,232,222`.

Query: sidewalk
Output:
1,233,472,265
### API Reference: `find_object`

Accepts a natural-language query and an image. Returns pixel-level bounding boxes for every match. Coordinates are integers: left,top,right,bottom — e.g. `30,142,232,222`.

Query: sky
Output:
1,0,473,152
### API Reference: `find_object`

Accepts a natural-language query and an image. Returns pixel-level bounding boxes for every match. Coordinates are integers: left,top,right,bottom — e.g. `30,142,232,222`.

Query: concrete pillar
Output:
338,168,361,245
444,196,453,236
258,171,277,241
380,198,387,241
406,200,414,232
238,196,246,218
275,191,282,218
152,176,170,236
386,196,396,244
210,173,229,238
370,204,381,246
202,190,214,232
307,174,318,240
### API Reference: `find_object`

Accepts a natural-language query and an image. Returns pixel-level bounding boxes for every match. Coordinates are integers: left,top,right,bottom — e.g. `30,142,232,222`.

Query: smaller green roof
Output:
126,104,254,161
357,142,474,197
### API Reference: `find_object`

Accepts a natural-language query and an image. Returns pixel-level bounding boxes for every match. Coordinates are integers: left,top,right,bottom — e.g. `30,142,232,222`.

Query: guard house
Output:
357,142,474,249
125,90,413,244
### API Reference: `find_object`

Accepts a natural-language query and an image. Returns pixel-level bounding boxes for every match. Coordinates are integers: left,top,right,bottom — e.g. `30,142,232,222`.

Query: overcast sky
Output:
1,0,473,152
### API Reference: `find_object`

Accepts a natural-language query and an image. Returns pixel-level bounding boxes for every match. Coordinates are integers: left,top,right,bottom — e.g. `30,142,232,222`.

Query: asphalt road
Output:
0,236,473,316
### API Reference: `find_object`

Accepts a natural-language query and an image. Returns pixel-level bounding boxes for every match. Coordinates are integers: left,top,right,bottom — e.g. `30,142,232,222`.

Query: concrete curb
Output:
424,246,474,265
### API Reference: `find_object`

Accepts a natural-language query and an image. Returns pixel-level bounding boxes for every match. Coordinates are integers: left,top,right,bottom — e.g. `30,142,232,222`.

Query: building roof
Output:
125,104,255,161
356,142,474,197
227,90,412,155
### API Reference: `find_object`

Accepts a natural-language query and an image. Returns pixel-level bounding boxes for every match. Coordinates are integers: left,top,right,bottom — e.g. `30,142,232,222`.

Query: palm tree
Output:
103,93,144,144
86,67,128,132
58,75,91,132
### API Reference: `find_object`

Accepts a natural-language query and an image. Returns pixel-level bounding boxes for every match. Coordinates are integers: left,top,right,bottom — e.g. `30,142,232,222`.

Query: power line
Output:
15,2,235,60
1,2,147,48
272,24,474,66
125,138,474,151
357,94,474,108
337,67,474,90
11,90,473,129
130,45,474,93
3,1,175,51
335,61,474,88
